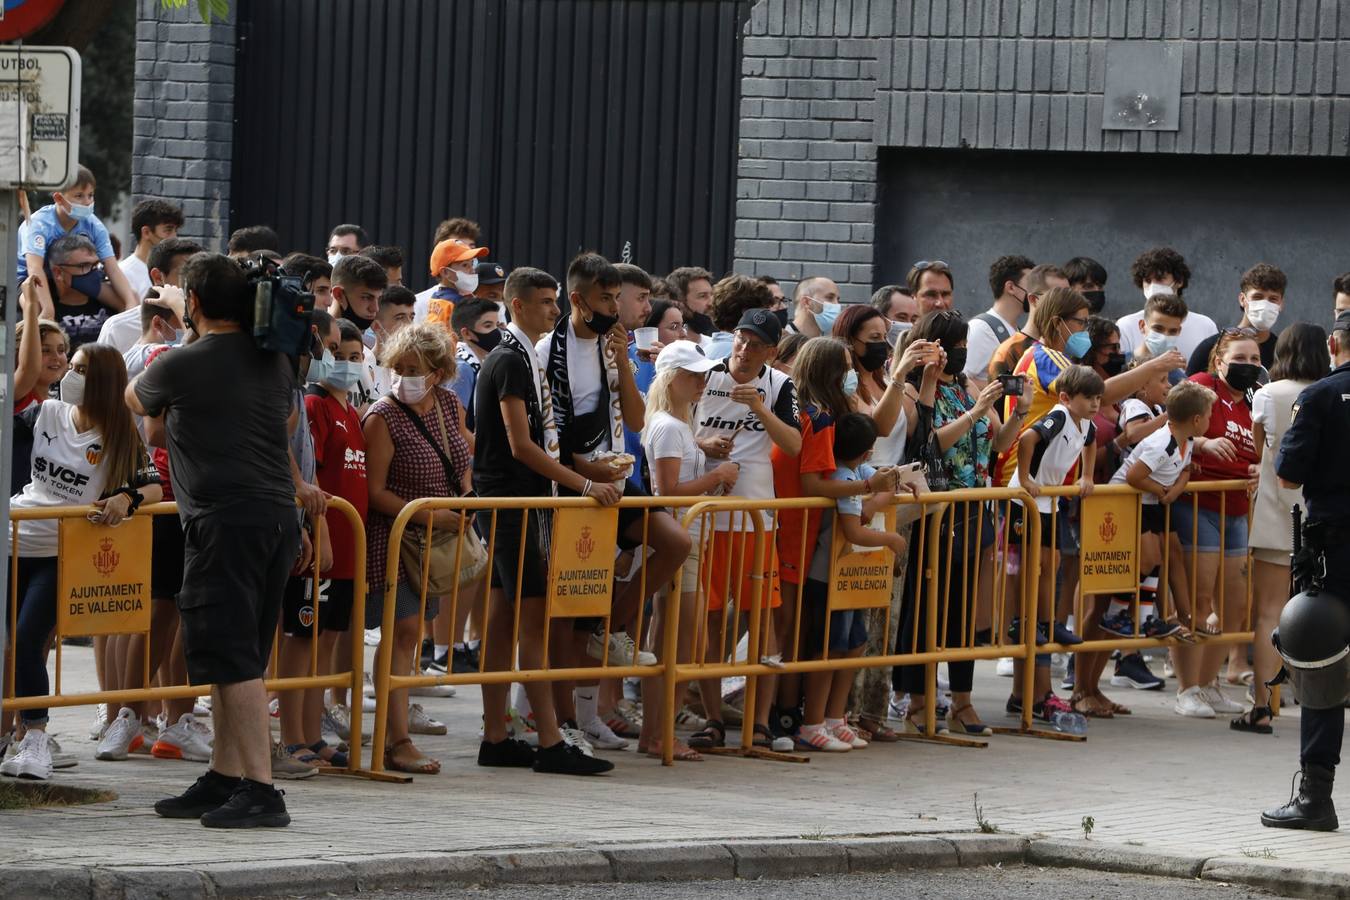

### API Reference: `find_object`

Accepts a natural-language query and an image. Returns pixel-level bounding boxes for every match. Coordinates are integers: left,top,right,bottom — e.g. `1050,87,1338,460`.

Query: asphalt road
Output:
327,867,1276,899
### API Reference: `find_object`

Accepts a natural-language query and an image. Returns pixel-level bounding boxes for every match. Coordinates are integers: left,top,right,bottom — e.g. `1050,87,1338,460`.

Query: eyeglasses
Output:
58,261,98,275
1066,316,1090,329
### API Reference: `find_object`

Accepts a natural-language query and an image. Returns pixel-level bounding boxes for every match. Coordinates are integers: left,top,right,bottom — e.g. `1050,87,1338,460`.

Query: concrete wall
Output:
734,0,1350,309
131,0,235,250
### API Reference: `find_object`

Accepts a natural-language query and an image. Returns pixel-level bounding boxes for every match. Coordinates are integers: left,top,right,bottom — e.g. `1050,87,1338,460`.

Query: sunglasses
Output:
1221,327,1258,339
911,260,949,272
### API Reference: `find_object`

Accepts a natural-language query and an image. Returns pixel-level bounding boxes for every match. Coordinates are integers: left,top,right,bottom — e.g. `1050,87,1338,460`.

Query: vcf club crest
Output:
93,537,120,577
1099,512,1118,544
576,526,595,561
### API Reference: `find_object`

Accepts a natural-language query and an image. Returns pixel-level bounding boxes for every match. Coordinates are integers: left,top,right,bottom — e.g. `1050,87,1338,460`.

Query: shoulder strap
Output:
392,396,459,495
975,312,1011,345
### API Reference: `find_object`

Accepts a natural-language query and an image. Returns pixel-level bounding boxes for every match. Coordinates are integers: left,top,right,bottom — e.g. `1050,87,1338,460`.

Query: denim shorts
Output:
1172,503,1249,558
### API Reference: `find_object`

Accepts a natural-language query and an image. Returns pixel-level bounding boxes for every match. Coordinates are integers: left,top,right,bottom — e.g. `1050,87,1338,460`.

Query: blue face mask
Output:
70,267,103,300
306,348,335,385
66,200,95,221
325,360,363,391
812,300,842,333
842,369,859,397
1065,329,1093,361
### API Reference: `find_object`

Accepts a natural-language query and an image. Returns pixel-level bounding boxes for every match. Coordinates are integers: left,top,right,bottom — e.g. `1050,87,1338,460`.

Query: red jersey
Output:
772,406,837,585
1188,372,1256,517
305,390,369,580
144,345,176,501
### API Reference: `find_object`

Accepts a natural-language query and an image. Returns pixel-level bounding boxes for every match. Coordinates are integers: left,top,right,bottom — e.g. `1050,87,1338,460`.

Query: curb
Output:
1,831,1342,899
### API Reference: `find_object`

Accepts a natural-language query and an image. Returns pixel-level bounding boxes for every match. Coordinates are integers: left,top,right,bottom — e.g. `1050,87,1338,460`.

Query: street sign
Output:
0,1,67,43
0,44,80,189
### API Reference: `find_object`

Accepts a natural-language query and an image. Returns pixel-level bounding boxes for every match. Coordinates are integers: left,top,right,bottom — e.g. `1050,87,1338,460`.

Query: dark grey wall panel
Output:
875,147,1350,327
231,0,747,285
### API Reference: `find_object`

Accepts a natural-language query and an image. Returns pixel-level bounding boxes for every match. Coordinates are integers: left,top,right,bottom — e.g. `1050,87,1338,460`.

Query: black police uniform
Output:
1275,359,1350,770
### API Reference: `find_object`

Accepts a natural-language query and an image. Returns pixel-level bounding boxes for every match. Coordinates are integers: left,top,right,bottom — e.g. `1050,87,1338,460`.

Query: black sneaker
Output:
1005,694,1024,716
1110,652,1165,690
418,638,436,670
1007,617,1048,646
532,740,614,775
1051,622,1084,645
1098,611,1137,638
452,646,477,674
468,644,482,670
200,779,290,828
154,770,240,819
478,738,536,768
1141,615,1184,639
425,652,449,675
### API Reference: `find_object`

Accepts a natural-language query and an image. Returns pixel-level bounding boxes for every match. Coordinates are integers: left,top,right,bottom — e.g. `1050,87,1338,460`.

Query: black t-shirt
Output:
53,294,115,353
472,346,550,497
1186,329,1278,376
134,331,296,521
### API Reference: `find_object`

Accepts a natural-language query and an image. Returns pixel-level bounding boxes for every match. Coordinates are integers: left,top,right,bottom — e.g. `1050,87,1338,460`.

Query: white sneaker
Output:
771,736,795,752
0,730,52,780
364,628,382,647
1174,686,1216,718
1201,681,1246,714
507,708,538,746
1050,653,1068,679
362,695,377,713
96,708,145,761
363,672,376,697
587,630,657,667
193,696,212,717
408,703,447,735
151,714,213,762
795,725,852,752
48,735,78,769
830,721,869,749
88,705,108,741
410,671,456,698
324,704,352,741
1163,657,1175,678
996,657,1015,677
561,724,596,757
581,717,629,750
132,720,159,755
889,692,910,720
937,672,951,691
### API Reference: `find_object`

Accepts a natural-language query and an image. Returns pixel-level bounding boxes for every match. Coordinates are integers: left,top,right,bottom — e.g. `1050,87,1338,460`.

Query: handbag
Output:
393,397,488,595
909,401,951,493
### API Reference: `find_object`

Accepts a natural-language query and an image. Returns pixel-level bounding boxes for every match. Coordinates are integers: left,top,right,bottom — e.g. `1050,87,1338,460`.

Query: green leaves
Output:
160,0,229,24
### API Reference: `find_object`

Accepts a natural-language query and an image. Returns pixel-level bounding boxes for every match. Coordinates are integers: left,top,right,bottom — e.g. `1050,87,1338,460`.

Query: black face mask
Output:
340,302,375,332
474,327,503,352
858,340,889,372
1101,352,1126,376
1083,290,1106,314
772,308,789,329
943,346,968,376
687,312,715,336
1016,288,1030,315
580,304,619,336
1223,362,1262,392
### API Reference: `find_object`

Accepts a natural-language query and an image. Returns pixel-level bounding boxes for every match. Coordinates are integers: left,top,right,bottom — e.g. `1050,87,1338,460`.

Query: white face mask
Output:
455,270,479,295
886,320,912,347
327,252,344,268
60,369,86,406
1245,298,1280,332
1143,282,1175,300
392,373,431,404
1143,330,1177,357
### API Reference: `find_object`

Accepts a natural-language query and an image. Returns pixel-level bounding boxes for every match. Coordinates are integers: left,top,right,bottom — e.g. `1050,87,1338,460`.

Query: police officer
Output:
1262,309,1350,831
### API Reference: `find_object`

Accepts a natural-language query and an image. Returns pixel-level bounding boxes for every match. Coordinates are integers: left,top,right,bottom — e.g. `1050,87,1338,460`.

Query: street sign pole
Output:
0,191,14,712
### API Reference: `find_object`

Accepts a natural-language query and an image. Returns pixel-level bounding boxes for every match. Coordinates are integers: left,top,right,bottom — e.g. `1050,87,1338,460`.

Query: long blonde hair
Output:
642,368,689,437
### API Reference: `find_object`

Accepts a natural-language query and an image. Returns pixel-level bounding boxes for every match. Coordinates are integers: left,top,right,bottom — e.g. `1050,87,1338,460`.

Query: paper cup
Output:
635,327,659,350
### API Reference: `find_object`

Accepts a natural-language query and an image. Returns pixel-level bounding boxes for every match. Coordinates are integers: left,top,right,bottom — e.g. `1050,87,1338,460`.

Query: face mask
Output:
580,303,619,336
474,326,503,352
1083,290,1106,314
60,369,85,406
688,311,715,336
170,328,187,347
1102,352,1126,376
71,268,103,300
812,300,841,333
339,300,375,332
327,252,344,268
1065,330,1093,360
1245,299,1280,332
886,320,912,347
842,369,859,396
1143,331,1177,357
943,346,968,376
772,308,789,329
392,373,431,405
858,340,889,372
1223,362,1261,392
1017,288,1031,315
456,271,480,295
306,348,335,385
66,200,94,221
1143,282,1175,300
324,360,363,391
363,327,378,349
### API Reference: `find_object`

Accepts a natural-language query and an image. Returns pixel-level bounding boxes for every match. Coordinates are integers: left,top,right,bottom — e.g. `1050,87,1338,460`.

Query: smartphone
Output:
997,373,1025,397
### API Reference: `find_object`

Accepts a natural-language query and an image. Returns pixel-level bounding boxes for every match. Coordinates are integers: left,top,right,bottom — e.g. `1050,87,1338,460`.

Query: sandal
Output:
857,716,900,743
751,723,775,749
903,709,938,735
945,703,992,736
643,740,704,761
1070,694,1114,719
1194,613,1222,638
1230,705,1273,735
1094,693,1131,716
310,739,348,768
687,719,725,750
385,737,440,774
285,742,330,767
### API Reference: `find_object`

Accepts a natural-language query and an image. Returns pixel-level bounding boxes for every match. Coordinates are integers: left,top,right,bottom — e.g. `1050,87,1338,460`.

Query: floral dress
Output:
933,380,991,489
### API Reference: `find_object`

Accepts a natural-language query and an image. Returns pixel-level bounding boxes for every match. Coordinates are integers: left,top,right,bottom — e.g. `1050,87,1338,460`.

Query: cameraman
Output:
126,252,302,829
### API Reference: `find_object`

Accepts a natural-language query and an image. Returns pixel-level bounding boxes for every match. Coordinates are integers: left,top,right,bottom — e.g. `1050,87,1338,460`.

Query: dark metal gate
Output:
231,0,747,284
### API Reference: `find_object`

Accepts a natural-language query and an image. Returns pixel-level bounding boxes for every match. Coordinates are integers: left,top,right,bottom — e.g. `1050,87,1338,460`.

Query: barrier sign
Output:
547,507,619,618
1079,494,1139,594
828,510,895,611
57,516,152,636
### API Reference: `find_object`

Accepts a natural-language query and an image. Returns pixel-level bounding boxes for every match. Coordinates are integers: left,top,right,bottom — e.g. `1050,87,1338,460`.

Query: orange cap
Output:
429,239,489,275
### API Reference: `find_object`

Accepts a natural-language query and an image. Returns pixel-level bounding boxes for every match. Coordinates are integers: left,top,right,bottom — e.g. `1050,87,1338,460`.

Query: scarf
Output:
455,341,481,377
543,316,623,464
499,323,560,467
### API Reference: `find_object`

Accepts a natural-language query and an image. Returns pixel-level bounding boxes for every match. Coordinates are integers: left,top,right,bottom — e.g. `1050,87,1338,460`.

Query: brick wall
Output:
131,0,235,250
734,0,1350,302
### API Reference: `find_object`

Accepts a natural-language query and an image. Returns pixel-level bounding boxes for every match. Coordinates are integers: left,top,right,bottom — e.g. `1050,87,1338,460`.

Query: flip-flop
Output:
688,719,725,750
284,742,331,767
643,742,704,761
310,739,348,768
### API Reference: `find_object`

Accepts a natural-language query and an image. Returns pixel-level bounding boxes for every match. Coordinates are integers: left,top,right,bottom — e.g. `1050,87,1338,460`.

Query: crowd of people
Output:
4,163,1350,829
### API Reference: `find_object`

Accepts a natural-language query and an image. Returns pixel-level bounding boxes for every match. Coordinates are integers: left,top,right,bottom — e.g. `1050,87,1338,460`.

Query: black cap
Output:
734,307,782,345
476,261,507,284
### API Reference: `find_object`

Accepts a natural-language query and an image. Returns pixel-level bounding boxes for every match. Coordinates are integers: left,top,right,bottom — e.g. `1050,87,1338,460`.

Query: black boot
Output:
1261,764,1338,831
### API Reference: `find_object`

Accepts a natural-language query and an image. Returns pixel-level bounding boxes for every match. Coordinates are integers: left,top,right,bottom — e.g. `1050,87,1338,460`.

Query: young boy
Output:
797,412,907,753
1132,291,1190,368
1011,365,1102,646
424,238,489,331
450,298,501,431
18,164,139,318
357,284,417,413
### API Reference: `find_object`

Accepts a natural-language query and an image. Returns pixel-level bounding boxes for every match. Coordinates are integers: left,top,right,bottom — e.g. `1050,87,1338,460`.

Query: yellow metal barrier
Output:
4,498,374,778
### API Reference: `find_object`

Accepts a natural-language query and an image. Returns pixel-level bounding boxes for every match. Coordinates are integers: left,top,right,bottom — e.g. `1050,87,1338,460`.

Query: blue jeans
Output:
6,556,58,725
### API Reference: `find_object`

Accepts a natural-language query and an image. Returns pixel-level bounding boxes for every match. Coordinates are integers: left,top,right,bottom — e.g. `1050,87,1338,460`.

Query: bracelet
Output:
115,486,144,514
582,478,593,496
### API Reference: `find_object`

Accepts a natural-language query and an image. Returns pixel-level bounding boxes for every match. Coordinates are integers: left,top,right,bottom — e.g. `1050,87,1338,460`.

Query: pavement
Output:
3,647,1349,899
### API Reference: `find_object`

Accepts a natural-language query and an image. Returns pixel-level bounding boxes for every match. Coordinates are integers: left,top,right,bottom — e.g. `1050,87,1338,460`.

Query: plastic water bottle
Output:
1049,709,1088,735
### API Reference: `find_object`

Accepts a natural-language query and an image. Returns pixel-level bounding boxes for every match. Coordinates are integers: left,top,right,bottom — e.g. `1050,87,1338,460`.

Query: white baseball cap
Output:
655,339,719,375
